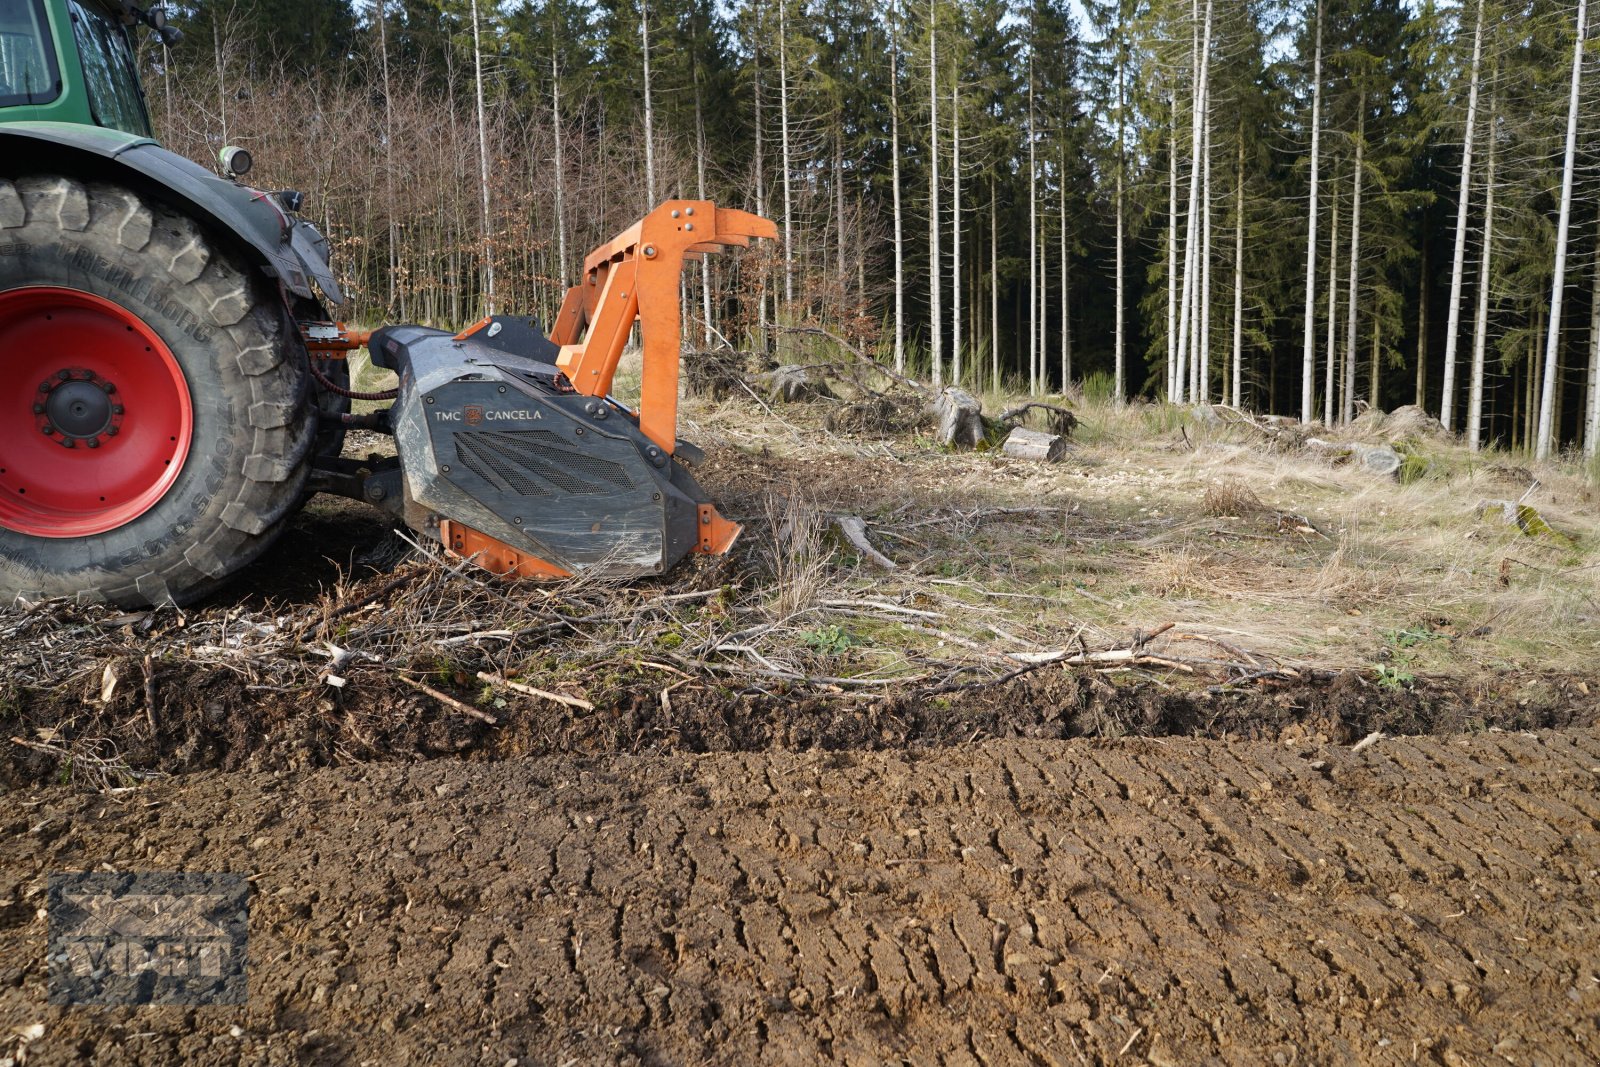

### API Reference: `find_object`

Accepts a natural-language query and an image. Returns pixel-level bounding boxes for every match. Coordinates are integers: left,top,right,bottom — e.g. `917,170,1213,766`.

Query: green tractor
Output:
0,0,770,608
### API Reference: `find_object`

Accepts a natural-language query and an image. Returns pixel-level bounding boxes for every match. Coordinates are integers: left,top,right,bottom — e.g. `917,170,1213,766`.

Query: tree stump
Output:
935,388,985,448
1001,426,1069,463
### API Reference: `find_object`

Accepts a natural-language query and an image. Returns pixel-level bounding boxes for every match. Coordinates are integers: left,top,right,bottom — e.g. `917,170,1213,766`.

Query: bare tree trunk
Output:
1114,41,1127,401
990,178,999,391
1026,27,1036,394
1343,96,1364,426
1324,187,1339,426
695,77,712,345
550,41,568,286
1442,0,1486,433
929,0,943,388
1232,130,1244,408
1166,102,1178,400
889,0,905,372
778,3,795,307
753,34,768,349
640,0,656,205
1535,0,1586,460
1300,0,1323,423
1199,77,1212,403
1415,215,1428,406
952,78,962,385
1468,91,1497,452
1586,214,1600,459
1059,148,1070,391
470,0,494,314
376,0,399,315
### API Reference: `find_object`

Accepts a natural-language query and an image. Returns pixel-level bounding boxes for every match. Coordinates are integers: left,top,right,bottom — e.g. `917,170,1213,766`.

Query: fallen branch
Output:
834,515,897,570
397,673,498,724
476,670,595,711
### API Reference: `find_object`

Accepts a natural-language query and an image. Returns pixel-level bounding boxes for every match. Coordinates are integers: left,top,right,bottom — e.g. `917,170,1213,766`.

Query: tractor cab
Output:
1,0,151,136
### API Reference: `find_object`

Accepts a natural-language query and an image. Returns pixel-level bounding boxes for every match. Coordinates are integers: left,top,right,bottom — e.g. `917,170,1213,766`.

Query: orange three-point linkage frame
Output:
550,201,777,456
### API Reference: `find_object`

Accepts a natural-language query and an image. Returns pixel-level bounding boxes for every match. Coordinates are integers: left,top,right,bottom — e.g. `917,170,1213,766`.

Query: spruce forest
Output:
151,0,1600,455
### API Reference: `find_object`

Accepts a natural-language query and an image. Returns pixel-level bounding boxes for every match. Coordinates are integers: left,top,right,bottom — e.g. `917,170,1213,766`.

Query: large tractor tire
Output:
0,176,316,607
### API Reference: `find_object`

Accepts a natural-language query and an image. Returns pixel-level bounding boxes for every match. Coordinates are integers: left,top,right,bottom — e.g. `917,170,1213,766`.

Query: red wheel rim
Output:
0,287,193,537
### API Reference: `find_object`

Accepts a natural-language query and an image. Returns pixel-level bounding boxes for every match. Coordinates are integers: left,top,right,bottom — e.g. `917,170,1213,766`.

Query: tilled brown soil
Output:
4,729,1598,1065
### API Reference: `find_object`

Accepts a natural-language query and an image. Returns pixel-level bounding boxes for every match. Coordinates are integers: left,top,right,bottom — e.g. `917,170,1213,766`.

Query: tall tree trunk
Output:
1026,26,1037,394
1175,0,1211,406
889,0,905,372
1415,214,1428,407
1468,92,1497,452
1232,130,1244,408
1060,151,1071,391
695,72,712,345
1586,214,1600,459
952,78,962,385
1324,187,1339,426
753,33,768,350
1199,77,1212,403
1343,96,1364,426
1166,101,1178,400
778,2,795,307
1442,0,1486,432
929,0,943,387
550,39,567,287
376,0,399,315
1300,0,1324,423
470,0,494,314
1535,0,1587,460
1114,34,1127,401
990,179,1000,391
640,0,656,205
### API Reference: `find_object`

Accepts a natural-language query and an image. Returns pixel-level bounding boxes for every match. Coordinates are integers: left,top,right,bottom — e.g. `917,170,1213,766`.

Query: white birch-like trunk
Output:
1060,147,1070,390
889,0,905,372
695,79,712,344
640,0,656,205
376,0,399,313
1468,95,1497,451
1442,0,1486,433
1175,0,1213,406
1343,98,1364,426
929,0,943,388
1026,32,1037,395
470,0,494,313
1535,0,1586,460
551,44,568,283
1232,133,1244,408
1585,215,1600,459
1324,188,1339,426
1114,35,1126,401
1300,0,1323,422
778,3,795,307
1166,101,1178,399
1199,79,1212,403
952,78,962,385
753,31,767,345
990,179,1000,391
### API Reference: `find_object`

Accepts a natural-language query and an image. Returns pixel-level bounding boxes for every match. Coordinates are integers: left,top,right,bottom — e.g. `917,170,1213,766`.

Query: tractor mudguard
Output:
0,122,341,305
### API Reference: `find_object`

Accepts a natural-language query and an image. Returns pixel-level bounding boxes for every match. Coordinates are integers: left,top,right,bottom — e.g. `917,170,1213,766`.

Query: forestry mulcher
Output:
0,0,773,607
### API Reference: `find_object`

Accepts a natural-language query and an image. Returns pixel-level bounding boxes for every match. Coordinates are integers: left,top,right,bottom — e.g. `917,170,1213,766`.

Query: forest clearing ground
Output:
2,387,1600,1063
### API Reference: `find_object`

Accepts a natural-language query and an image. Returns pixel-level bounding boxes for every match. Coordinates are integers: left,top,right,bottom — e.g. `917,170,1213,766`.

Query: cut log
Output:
766,364,836,403
1001,426,1070,463
934,387,985,448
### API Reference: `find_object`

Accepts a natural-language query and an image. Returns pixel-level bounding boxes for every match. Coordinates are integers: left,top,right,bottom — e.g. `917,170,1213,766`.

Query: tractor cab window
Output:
0,0,59,107
67,0,150,136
